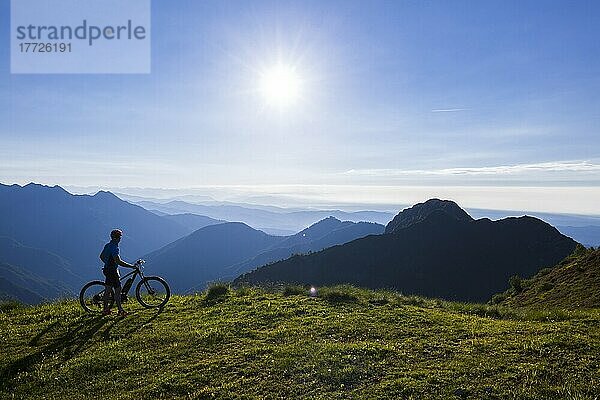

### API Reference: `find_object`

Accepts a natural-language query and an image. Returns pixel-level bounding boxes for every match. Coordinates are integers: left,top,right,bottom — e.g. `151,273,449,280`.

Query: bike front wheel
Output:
79,280,114,313
136,276,170,308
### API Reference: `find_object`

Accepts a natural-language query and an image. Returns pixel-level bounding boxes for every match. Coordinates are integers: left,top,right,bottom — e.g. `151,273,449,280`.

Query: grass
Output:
205,283,230,300
495,247,600,309
282,285,306,297
1,285,600,399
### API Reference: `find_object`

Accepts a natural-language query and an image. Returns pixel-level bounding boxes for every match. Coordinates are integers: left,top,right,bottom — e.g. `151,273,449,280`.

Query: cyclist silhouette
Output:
99,229,136,316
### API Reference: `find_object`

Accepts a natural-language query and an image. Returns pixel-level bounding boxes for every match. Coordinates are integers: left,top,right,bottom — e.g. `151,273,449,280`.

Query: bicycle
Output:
79,259,170,312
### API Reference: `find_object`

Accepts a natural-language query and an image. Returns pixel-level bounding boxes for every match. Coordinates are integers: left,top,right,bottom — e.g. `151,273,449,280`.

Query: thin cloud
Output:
431,108,469,113
344,161,600,177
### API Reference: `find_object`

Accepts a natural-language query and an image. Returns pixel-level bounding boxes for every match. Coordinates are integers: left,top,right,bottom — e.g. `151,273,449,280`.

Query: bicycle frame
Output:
119,268,138,293
118,266,148,296
120,268,139,282
81,260,170,312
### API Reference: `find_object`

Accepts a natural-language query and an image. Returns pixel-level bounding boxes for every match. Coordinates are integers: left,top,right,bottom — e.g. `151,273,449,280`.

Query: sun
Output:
258,64,301,108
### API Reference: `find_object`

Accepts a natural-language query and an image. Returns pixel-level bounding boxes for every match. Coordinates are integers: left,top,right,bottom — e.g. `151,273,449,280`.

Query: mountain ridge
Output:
236,201,578,302
225,219,385,279
0,183,190,282
145,222,284,292
385,198,473,234
145,217,385,293
135,199,394,234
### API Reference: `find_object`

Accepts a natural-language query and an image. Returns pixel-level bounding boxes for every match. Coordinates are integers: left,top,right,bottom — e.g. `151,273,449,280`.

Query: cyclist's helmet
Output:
110,229,123,240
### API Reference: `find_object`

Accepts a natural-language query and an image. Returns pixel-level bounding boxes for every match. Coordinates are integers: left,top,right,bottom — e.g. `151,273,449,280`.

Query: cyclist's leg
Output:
104,268,124,313
103,285,113,312
114,282,124,313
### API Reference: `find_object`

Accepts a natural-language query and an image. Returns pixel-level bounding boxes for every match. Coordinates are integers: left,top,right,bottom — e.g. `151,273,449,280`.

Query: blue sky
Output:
1,0,599,213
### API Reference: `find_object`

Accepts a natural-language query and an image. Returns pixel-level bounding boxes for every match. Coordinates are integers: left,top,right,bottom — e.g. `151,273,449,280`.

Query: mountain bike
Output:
79,260,170,312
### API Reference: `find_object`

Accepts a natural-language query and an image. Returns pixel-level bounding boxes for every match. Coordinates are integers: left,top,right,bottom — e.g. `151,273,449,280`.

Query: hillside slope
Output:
162,213,225,233
225,218,385,278
0,184,189,279
236,203,578,302
495,247,600,308
0,237,81,290
145,223,284,292
146,218,384,293
0,262,72,303
1,287,599,399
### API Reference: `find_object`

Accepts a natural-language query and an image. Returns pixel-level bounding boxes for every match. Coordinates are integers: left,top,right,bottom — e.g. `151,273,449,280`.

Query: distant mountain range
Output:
0,184,223,302
235,199,578,302
0,183,389,302
129,196,600,246
145,223,283,293
225,218,385,280
0,183,190,283
145,217,384,293
133,199,394,235
0,183,594,304
162,213,225,232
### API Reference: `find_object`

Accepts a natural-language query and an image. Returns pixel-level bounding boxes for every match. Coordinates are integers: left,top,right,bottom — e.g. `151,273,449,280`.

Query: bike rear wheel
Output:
79,280,114,313
136,276,170,308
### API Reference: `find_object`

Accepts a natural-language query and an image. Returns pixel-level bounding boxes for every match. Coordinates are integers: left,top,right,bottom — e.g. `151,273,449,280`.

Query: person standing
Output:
99,229,136,316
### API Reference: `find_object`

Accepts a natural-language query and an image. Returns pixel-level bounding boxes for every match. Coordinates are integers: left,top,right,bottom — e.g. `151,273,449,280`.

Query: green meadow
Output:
1,285,599,399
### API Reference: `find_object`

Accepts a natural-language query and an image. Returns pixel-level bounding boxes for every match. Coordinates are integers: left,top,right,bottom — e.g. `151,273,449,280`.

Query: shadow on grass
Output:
101,306,164,340
0,314,108,387
1,307,165,388
28,320,61,346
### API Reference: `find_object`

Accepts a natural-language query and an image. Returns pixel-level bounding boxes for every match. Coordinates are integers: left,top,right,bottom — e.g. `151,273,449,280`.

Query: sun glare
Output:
259,64,301,108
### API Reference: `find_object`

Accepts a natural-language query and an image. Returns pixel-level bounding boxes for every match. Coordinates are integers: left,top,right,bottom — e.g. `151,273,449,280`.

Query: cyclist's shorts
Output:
103,268,121,288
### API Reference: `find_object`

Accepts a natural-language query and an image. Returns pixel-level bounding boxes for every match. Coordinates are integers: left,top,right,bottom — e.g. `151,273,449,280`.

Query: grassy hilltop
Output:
495,247,600,309
1,285,600,399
